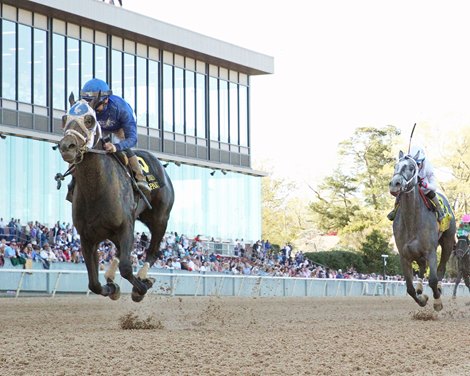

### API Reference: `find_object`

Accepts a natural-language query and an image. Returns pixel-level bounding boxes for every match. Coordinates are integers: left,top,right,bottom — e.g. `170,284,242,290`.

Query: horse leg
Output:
82,241,118,298
140,216,169,267
453,271,462,298
416,258,427,295
401,258,428,307
103,257,121,300
464,274,470,295
114,228,153,302
427,251,443,311
438,239,453,293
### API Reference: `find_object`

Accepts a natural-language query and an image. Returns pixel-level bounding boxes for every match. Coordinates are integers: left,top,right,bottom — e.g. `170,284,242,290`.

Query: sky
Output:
122,0,470,196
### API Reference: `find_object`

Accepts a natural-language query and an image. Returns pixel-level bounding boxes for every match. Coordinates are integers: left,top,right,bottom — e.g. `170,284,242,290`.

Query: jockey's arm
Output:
420,163,438,192
114,106,137,152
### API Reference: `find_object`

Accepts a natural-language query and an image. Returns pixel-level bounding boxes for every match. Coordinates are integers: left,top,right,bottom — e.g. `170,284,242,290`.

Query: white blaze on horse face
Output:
64,100,99,149
390,157,417,194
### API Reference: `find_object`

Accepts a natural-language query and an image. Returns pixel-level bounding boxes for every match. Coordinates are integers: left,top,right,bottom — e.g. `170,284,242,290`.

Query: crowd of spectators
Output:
0,216,405,281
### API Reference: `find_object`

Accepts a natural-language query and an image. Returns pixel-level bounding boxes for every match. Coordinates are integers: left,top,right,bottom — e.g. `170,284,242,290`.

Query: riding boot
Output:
387,199,399,221
430,195,445,222
66,176,75,203
128,155,152,199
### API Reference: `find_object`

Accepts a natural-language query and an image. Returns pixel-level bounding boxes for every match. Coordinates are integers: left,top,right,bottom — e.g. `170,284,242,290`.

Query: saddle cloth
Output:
435,196,452,233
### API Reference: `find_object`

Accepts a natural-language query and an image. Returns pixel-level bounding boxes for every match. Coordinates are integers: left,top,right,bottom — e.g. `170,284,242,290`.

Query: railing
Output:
1,268,468,299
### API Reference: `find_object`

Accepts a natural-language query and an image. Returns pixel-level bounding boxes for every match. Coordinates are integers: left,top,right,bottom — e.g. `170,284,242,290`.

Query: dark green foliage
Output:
305,231,403,276
360,229,393,273
305,249,366,271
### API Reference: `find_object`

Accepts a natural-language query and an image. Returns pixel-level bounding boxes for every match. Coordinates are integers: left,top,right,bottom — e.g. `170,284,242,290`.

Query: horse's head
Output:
389,150,419,196
59,92,102,164
454,236,470,259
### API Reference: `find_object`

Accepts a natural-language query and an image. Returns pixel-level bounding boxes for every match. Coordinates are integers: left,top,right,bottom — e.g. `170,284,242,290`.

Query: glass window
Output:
229,82,238,145
239,85,248,147
174,67,184,134
196,73,206,138
136,56,147,126
209,77,218,141
111,49,122,97
33,28,47,106
219,80,229,143
95,45,107,80
163,63,173,133
67,38,79,108
2,20,16,100
124,53,135,110
18,24,32,103
52,33,65,110
148,60,159,129
81,41,93,87
185,70,195,137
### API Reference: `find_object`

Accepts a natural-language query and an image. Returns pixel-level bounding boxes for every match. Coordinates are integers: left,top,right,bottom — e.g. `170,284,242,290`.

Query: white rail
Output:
0,268,468,298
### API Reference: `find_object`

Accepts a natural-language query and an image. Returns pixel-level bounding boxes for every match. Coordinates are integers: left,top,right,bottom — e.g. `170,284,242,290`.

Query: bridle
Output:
62,100,104,164
455,237,470,258
392,155,419,194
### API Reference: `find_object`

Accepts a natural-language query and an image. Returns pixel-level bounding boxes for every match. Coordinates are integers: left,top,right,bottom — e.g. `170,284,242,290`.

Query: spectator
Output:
336,269,344,279
0,238,5,267
173,258,182,270
0,217,5,239
6,240,26,267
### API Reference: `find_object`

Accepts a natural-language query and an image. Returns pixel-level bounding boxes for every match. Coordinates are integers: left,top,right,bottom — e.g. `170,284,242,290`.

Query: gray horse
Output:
452,236,470,297
389,151,456,311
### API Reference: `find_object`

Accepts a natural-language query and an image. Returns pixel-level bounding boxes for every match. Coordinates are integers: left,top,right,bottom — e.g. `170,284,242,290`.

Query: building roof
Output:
14,0,274,76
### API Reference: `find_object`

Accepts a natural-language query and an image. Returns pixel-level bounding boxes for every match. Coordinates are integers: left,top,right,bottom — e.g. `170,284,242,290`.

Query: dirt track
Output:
2,295,470,376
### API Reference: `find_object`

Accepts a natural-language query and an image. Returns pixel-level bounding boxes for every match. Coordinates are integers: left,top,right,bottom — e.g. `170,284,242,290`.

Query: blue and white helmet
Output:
80,78,112,101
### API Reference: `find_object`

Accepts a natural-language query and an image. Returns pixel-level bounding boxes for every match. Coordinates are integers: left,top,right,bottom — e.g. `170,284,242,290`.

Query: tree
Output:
338,125,400,211
261,174,302,247
309,125,401,241
360,229,396,274
439,131,470,219
309,169,359,234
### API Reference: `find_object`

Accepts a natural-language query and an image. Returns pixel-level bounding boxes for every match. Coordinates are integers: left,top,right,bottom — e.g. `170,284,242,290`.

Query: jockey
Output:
388,145,444,222
457,214,470,238
79,78,151,198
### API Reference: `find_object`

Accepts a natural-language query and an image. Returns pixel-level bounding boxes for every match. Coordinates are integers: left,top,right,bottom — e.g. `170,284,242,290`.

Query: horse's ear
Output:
398,150,404,159
413,151,420,161
69,92,76,107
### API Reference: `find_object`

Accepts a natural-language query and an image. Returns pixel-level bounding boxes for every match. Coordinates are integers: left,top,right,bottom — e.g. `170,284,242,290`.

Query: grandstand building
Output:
0,0,273,242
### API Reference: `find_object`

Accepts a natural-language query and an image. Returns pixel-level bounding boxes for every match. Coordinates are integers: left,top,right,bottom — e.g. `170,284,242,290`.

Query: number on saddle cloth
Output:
136,155,164,191
434,195,452,232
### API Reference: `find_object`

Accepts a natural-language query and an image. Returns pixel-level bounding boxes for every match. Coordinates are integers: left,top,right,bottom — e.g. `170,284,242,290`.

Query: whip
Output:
407,123,416,155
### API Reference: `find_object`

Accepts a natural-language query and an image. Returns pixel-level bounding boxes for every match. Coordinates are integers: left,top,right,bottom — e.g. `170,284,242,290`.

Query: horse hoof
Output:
433,298,443,311
109,284,121,301
144,277,155,289
131,291,145,302
418,294,429,307
105,282,121,301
